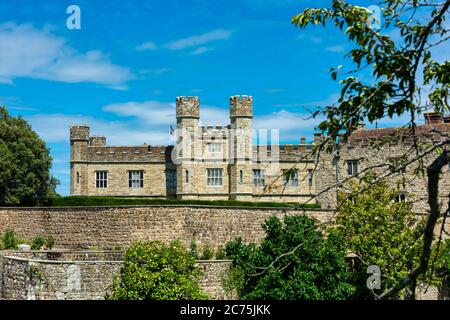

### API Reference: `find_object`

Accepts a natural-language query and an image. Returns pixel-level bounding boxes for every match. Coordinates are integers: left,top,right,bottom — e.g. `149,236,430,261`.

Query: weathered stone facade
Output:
70,95,317,203
315,117,450,214
0,250,232,300
0,206,334,250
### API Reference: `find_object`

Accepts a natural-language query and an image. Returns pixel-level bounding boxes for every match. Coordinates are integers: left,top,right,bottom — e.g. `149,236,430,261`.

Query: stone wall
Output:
0,206,333,250
0,250,232,300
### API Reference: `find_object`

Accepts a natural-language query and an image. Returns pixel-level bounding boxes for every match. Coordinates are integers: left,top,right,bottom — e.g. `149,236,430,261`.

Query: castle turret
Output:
229,95,253,200
176,96,200,199
70,125,90,195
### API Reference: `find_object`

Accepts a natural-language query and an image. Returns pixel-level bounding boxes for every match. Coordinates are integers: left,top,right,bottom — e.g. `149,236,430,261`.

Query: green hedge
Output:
49,196,320,209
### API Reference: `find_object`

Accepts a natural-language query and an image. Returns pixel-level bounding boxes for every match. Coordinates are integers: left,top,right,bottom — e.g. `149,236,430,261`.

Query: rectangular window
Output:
207,143,222,153
253,169,265,187
347,160,359,176
166,170,177,189
95,171,108,188
207,168,223,186
282,169,299,187
128,171,144,188
307,169,313,189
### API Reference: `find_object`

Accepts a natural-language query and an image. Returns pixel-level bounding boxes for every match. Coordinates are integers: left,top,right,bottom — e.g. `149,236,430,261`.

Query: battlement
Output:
230,95,253,118
89,136,106,147
176,96,200,118
70,125,90,141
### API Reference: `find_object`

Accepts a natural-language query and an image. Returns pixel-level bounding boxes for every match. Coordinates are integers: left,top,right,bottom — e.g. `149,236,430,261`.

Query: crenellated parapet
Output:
176,96,200,119
70,125,90,141
230,95,253,119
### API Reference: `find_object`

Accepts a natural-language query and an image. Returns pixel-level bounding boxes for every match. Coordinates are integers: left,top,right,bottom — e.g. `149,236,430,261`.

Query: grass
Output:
49,196,321,209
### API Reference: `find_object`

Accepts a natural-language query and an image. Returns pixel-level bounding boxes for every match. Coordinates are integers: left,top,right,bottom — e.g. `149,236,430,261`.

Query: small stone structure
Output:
0,250,232,300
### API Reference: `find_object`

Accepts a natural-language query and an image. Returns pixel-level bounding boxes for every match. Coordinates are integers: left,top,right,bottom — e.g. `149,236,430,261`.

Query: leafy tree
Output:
225,215,356,300
292,0,449,297
335,180,426,298
109,240,208,300
0,107,58,205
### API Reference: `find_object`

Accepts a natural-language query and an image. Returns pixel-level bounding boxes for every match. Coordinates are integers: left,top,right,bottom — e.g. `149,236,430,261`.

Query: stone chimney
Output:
424,112,444,124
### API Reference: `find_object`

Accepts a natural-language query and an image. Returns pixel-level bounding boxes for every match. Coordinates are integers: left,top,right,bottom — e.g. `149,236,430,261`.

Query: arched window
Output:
185,170,189,183
239,170,243,183
76,172,80,184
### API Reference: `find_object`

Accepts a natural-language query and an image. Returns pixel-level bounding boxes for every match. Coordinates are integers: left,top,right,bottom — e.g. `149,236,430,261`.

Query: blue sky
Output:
0,0,446,195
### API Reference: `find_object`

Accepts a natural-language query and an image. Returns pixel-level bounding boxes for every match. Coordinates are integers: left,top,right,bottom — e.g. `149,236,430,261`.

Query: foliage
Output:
189,238,199,260
45,235,55,250
50,196,321,209
2,229,19,250
215,245,226,260
425,238,450,286
335,180,426,297
114,244,122,251
200,245,215,260
31,236,45,250
225,215,356,300
0,107,59,206
292,0,450,142
109,240,208,300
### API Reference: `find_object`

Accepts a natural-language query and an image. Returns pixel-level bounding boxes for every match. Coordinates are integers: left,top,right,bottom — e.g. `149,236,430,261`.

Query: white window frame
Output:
207,168,223,186
95,171,108,189
253,169,265,187
128,171,144,188
282,169,299,187
347,160,359,176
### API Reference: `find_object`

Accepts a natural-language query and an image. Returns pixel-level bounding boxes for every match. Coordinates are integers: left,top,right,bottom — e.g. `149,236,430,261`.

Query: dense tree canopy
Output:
109,240,208,300
225,215,356,300
335,180,426,298
0,107,58,206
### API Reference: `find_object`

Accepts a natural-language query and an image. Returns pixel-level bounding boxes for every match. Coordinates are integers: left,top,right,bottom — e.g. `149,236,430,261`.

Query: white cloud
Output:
27,114,170,146
103,101,175,125
0,22,133,86
135,41,158,51
325,44,345,53
165,29,232,50
102,100,229,126
191,46,212,55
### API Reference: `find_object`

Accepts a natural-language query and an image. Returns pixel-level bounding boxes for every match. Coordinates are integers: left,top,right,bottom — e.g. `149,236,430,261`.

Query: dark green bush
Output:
45,235,55,249
2,229,19,250
31,236,45,250
50,196,320,209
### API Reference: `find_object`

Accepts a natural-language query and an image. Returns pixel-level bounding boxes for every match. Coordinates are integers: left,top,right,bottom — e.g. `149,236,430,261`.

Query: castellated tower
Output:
176,96,200,199
229,95,253,200
70,125,90,195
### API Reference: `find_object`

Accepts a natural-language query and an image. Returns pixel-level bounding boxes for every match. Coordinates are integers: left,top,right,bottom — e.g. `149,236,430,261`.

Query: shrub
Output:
46,236,55,250
215,245,226,260
109,240,208,300
2,229,19,250
114,244,122,251
200,245,215,260
31,236,45,250
50,196,321,209
189,238,199,260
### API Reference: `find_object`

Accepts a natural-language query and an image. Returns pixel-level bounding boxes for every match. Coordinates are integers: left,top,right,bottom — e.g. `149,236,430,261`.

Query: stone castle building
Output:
70,95,317,203
70,95,450,210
